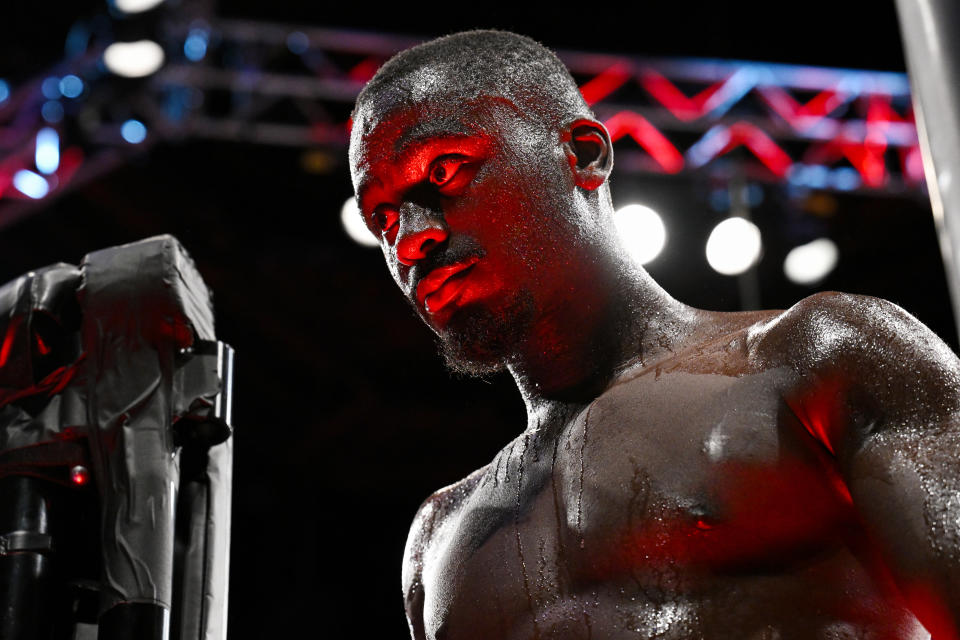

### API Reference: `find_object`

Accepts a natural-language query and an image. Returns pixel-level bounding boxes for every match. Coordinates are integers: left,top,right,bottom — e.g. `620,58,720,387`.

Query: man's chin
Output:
440,340,507,377
433,294,534,378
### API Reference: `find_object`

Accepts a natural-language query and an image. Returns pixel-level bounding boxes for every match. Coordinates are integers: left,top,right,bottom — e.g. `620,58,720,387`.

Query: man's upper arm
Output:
402,495,438,640
772,291,960,639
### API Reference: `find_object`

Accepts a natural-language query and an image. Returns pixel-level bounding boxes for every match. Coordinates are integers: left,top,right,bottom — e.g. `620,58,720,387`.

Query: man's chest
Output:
419,369,863,639
557,368,852,571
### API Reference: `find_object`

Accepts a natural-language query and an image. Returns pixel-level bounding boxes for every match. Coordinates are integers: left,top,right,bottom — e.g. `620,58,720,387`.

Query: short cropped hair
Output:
355,30,593,130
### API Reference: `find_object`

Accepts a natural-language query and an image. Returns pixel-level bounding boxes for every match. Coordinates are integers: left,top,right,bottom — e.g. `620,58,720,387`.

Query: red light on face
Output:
70,465,90,486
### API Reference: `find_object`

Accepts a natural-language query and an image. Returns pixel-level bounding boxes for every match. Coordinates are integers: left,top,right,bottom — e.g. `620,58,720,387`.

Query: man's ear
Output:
562,119,613,190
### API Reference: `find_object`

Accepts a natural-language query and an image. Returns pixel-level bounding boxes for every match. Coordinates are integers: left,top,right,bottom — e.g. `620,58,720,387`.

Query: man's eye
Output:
429,156,468,187
372,206,399,236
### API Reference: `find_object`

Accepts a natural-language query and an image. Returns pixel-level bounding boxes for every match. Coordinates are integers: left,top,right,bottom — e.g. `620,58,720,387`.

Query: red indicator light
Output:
70,465,90,486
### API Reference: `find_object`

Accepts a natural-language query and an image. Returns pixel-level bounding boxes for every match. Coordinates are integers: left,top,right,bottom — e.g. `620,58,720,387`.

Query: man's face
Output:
350,91,592,373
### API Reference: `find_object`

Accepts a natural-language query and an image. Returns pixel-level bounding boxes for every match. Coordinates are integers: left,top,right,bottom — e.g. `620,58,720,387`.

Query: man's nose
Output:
395,203,448,266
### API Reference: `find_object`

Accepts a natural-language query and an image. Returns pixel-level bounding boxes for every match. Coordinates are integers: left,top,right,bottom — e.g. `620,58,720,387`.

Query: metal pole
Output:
895,0,960,342
730,176,761,311
0,477,56,640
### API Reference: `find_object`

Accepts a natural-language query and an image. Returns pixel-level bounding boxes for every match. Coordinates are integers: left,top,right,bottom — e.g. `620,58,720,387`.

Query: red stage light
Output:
348,58,382,84
579,62,632,106
805,135,887,188
725,122,793,178
70,465,90,486
604,111,684,173
757,86,850,131
689,123,792,178
639,69,727,122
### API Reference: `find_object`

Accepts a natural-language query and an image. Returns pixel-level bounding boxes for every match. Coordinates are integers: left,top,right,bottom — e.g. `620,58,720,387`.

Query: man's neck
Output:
506,256,699,430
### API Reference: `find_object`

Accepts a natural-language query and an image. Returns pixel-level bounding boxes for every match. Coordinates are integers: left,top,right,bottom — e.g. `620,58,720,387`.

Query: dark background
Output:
1,2,953,637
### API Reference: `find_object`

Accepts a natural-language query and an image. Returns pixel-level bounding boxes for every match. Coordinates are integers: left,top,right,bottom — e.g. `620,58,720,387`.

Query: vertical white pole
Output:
896,0,960,342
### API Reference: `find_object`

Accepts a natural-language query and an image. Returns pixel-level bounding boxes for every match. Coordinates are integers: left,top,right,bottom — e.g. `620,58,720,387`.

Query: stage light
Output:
41,101,63,123
59,75,84,98
341,197,378,248
287,31,309,55
708,188,729,212
35,128,60,175
41,77,61,100
788,163,830,189
70,465,90,486
104,40,165,78
121,119,147,144
13,170,49,199
184,28,208,62
0,80,8,104
613,203,667,265
112,0,165,14
706,217,762,275
784,238,838,285
830,167,861,191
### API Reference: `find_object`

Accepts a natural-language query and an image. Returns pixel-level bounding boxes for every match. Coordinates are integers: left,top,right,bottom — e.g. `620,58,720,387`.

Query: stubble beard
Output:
434,290,536,377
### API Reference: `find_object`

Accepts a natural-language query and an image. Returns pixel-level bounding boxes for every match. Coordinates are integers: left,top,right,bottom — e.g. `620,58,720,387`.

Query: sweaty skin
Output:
349,32,960,640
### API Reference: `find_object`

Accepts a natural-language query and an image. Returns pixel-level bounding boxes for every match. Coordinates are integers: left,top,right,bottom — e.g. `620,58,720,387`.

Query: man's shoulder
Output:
401,467,487,602
749,291,960,429
748,290,945,371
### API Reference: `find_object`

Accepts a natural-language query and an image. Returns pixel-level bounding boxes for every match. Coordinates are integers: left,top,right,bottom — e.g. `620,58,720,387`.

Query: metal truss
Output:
0,15,923,227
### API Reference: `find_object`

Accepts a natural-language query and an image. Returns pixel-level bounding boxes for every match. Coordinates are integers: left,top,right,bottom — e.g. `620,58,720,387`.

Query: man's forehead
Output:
349,91,521,184
358,89,516,141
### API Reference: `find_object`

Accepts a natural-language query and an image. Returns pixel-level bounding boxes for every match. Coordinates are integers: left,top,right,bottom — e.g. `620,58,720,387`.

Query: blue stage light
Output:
41,77,61,100
121,119,147,144
831,167,861,191
41,101,64,123
59,75,84,98
184,28,208,61
286,31,309,55
0,80,9,104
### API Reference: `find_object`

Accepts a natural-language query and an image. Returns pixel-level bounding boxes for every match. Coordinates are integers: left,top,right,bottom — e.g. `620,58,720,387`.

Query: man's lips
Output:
416,257,479,313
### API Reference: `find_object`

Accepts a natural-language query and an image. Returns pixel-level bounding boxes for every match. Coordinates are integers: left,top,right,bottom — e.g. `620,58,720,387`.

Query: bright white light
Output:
613,203,667,265
35,128,59,174
103,40,166,78
121,119,147,144
113,0,165,13
13,170,49,199
341,197,378,248
705,217,763,275
784,238,838,285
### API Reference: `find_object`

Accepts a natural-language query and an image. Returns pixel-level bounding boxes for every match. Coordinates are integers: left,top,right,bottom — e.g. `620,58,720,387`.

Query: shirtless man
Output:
348,30,960,640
